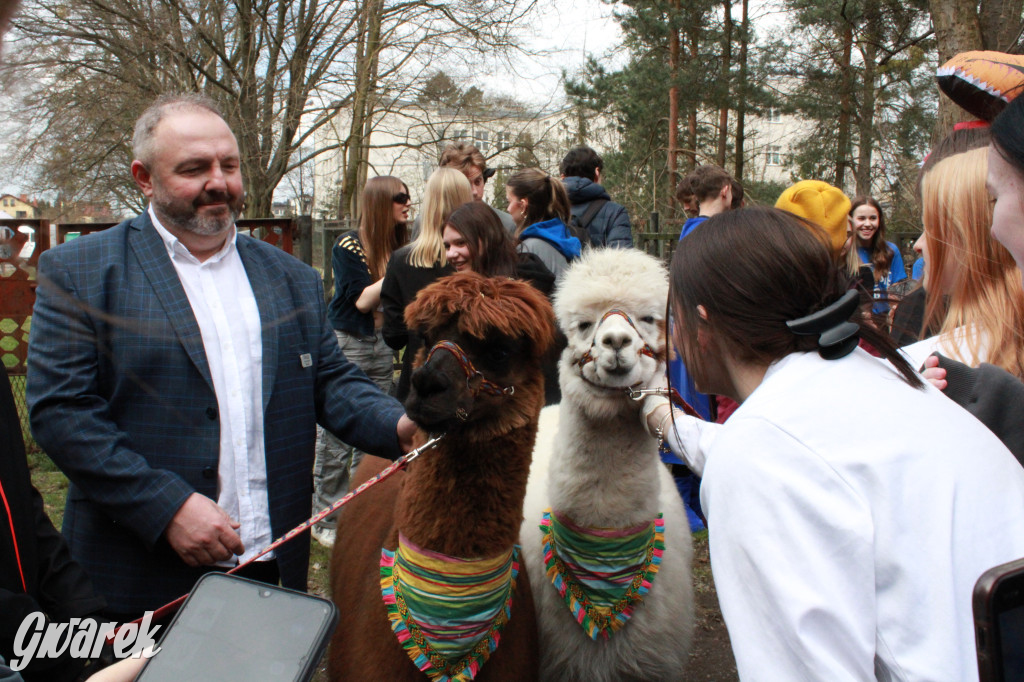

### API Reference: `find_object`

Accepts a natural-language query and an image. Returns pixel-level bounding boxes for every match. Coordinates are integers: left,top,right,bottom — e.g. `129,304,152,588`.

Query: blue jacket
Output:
519,218,581,282
679,215,708,241
670,216,714,421
562,177,633,248
26,213,405,614
858,241,906,314
519,218,581,260
524,219,581,280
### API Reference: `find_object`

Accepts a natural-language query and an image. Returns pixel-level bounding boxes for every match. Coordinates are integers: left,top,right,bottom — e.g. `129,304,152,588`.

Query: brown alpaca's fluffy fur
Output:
328,272,555,682
405,272,556,356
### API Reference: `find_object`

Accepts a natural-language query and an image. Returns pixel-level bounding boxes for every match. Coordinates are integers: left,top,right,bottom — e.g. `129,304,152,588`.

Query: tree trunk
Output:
668,0,681,211
734,0,749,181
686,20,699,170
340,0,383,220
835,20,854,190
979,0,1024,50
855,2,879,196
929,0,984,136
717,0,733,168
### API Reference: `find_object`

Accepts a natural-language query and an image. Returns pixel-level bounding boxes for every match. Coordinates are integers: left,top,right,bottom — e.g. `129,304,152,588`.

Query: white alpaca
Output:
521,248,695,682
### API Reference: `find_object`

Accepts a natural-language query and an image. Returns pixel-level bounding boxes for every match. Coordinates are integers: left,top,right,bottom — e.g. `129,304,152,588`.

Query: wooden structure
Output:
1,217,297,377
0,219,50,375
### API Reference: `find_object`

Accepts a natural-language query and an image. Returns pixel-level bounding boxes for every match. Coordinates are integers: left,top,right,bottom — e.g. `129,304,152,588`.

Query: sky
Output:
451,0,781,109
0,0,628,198
508,0,625,107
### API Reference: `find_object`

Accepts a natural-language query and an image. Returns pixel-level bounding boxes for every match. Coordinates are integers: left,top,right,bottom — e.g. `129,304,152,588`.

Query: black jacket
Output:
562,176,633,248
381,245,455,401
932,354,1024,468
1,370,105,681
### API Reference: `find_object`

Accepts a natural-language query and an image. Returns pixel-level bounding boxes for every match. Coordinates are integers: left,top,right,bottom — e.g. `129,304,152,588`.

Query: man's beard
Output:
153,188,243,237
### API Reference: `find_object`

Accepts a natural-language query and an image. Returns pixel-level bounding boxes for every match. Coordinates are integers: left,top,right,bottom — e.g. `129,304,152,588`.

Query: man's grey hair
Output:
132,93,225,165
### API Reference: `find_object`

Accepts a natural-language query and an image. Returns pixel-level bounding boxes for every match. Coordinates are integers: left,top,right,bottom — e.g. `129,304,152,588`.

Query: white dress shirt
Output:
149,207,273,564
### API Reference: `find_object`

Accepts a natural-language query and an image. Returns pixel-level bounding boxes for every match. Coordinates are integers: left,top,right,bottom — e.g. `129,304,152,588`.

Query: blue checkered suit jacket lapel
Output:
125,214,291,411
126,214,215,393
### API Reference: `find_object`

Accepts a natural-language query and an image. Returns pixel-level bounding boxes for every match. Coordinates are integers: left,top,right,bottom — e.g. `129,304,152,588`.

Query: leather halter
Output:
574,309,658,369
424,340,515,397
571,311,706,418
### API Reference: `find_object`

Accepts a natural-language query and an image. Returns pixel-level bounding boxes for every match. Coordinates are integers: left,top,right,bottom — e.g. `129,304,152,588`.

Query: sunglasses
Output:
392,192,411,205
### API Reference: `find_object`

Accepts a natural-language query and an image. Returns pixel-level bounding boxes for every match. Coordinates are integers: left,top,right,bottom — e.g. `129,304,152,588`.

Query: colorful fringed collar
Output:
540,508,664,640
380,534,519,682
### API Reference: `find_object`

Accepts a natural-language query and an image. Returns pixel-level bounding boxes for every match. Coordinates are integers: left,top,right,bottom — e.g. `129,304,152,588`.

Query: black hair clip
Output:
785,289,860,360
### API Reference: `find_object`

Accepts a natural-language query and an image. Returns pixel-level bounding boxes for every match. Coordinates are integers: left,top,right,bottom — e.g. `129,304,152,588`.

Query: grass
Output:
28,450,68,530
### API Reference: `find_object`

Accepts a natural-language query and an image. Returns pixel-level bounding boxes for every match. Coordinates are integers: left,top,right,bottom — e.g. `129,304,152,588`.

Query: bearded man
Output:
26,94,417,621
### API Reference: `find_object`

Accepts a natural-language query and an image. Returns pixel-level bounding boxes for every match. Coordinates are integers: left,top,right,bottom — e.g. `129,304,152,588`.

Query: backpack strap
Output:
578,199,608,230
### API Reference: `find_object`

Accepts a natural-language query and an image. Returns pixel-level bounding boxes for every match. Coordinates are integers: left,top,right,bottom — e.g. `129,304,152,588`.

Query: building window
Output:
766,108,781,123
16,211,26,218
765,145,783,166
452,129,468,141
495,131,511,151
474,130,489,153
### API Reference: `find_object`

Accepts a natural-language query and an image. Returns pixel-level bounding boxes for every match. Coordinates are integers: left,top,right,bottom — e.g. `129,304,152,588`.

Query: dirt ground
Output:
687,532,740,680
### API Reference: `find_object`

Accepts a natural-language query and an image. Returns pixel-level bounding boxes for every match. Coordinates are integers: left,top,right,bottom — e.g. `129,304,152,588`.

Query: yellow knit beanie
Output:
775,180,851,255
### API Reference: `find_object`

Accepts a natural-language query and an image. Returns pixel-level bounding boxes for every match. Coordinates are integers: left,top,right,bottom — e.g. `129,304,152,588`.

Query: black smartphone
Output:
975,557,1024,682
135,572,338,682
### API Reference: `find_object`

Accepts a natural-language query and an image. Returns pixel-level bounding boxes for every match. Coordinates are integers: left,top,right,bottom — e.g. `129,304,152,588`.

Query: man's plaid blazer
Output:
26,212,405,616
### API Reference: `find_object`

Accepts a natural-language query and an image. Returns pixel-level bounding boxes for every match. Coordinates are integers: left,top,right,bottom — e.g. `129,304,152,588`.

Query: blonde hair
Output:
920,147,1024,378
843,226,861,275
409,168,472,268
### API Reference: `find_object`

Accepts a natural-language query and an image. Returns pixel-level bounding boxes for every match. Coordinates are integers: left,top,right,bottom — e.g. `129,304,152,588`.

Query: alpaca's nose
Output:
600,330,633,351
411,365,452,399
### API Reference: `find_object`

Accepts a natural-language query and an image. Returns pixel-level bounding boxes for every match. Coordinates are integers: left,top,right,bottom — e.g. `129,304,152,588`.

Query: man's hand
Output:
397,414,419,453
165,493,244,567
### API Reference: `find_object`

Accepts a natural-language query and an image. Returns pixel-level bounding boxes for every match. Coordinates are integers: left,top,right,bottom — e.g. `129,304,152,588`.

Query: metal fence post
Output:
297,215,313,266
649,211,661,259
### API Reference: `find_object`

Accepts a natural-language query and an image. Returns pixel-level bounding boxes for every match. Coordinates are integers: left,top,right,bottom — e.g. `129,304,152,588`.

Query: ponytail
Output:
508,168,571,228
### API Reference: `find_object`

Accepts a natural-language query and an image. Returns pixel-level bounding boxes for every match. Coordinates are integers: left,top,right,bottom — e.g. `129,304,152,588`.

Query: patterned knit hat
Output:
937,51,1024,122
775,180,851,256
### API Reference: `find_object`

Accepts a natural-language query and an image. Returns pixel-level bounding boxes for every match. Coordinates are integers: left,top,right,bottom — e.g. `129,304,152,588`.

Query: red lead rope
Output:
105,434,444,643
0,479,28,592
666,386,704,420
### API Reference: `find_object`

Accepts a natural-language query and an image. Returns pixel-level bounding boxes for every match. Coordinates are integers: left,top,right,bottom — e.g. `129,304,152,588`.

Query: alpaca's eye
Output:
489,348,510,363
640,316,655,324
578,321,592,332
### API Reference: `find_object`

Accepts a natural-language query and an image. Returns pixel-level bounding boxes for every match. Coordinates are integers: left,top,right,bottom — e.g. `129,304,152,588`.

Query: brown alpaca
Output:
328,272,556,682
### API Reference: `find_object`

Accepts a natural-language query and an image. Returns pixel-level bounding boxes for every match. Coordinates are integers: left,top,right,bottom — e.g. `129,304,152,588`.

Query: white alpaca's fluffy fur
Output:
520,248,695,681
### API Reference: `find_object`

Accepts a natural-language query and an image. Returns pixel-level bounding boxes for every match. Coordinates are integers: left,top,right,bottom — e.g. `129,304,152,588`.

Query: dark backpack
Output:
567,199,606,249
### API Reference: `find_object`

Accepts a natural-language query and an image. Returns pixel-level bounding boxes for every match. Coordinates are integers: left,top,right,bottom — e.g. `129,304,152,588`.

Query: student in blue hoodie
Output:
505,168,581,281
675,164,736,241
